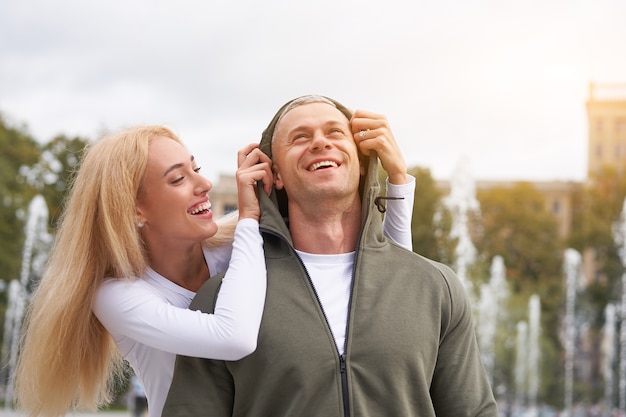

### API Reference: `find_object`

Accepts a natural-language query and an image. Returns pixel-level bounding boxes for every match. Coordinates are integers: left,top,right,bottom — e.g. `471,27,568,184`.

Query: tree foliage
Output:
0,114,88,290
409,166,454,264
568,166,626,288
0,114,41,284
475,182,563,290
474,182,566,406
39,134,89,226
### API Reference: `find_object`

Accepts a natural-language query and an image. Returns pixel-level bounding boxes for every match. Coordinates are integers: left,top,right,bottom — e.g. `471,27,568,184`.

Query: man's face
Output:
271,102,363,205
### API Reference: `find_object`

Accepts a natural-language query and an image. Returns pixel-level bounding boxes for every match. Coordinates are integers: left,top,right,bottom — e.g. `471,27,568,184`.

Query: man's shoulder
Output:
188,272,226,312
389,248,466,297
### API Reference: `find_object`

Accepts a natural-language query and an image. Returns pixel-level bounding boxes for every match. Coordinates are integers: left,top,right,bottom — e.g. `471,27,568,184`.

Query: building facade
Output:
587,82,626,177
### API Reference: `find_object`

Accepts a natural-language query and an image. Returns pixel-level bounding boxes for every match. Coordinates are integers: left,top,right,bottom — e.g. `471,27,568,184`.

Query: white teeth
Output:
189,202,211,215
309,160,338,171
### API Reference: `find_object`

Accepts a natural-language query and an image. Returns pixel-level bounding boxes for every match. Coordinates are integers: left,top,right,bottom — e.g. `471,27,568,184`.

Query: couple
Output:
15,95,497,417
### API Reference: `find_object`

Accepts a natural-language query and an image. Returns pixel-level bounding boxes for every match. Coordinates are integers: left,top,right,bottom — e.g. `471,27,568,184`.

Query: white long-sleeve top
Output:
381,176,415,251
93,218,265,417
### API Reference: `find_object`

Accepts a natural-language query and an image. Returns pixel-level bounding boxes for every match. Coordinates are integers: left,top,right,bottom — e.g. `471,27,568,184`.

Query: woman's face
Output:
136,135,217,246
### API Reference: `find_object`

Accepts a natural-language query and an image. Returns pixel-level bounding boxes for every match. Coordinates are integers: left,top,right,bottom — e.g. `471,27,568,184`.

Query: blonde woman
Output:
14,125,272,417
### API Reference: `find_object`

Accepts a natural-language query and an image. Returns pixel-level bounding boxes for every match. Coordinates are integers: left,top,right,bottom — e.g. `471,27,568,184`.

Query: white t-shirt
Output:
93,218,265,417
298,176,415,355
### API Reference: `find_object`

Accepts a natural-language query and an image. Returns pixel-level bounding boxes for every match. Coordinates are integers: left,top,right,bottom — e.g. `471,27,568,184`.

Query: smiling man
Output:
163,95,497,417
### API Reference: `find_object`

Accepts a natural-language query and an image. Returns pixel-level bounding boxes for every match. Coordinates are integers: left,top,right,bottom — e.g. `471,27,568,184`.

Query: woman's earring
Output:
137,221,144,228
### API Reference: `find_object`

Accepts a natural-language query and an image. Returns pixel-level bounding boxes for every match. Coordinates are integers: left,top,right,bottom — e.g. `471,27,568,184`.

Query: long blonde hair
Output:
14,125,236,417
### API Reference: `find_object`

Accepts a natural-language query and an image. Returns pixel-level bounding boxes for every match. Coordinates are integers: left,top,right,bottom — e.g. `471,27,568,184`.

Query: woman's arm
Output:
93,143,273,361
92,218,265,361
382,175,415,251
350,109,414,251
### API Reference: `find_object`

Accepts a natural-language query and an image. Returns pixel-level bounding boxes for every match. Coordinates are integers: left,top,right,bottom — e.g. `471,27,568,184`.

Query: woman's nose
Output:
195,175,212,195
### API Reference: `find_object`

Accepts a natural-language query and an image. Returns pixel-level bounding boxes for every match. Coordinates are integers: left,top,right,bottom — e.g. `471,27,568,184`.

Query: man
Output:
163,95,498,416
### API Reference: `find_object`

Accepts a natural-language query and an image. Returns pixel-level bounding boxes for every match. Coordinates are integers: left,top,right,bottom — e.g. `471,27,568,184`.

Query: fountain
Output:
511,294,542,417
562,248,582,417
515,321,528,412
527,295,541,415
478,285,496,384
1,195,51,408
603,303,617,416
477,255,509,385
613,197,626,415
443,156,480,291
0,281,21,385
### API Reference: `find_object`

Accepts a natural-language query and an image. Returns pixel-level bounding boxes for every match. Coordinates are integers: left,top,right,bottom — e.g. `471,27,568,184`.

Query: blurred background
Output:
2,1,626,416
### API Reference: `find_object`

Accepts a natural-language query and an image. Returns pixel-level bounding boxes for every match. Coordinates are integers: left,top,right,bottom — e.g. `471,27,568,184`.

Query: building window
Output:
596,119,604,132
552,200,560,215
596,143,602,158
616,118,626,133
223,204,238,215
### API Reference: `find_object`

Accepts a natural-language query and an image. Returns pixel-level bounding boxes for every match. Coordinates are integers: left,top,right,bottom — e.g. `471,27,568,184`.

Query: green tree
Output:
476,182,563,289
0,114,41,284
567,167,626,404
475,182,566,406
410,166,454,264
0,115,90,374
38,134,89,226
568,166,626,291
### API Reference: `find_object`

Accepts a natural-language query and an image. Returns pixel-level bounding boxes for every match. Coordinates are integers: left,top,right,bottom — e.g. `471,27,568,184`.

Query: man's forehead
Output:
278,102,350,130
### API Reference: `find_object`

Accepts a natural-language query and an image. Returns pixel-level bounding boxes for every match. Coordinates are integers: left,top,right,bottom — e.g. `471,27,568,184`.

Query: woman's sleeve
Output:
92,218,266,361
382,175,415,251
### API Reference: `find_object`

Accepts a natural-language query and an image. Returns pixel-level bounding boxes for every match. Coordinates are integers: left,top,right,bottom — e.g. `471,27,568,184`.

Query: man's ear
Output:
358,153,367,177
274,166,285,190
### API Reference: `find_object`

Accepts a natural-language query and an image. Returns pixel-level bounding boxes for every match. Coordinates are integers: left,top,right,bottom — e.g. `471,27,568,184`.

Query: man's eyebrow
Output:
163,155,194,177
288,120,347,134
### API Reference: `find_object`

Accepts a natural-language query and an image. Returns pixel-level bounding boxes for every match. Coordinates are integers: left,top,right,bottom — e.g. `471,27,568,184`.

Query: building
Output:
209,174,238,216
479,180,578,240
587,82,626,177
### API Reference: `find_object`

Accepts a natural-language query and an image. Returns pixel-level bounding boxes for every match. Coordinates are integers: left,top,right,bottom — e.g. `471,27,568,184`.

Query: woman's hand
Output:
351,109,407,185
235,143,273,221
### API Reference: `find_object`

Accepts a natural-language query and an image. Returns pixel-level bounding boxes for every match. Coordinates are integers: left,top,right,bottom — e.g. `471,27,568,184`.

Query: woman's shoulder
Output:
95,276,155,306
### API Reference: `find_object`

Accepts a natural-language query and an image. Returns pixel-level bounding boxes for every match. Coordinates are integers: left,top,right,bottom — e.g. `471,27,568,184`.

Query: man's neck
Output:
288,198,362,254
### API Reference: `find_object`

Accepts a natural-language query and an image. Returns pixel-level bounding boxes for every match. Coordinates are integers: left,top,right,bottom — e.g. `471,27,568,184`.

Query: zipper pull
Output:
339,354,350,416
340,354,347,374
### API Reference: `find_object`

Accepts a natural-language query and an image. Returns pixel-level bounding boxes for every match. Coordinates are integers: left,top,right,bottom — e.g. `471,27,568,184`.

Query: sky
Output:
1,0,626,184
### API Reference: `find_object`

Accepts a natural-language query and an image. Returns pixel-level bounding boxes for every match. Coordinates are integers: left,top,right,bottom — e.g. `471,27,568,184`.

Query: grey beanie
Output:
259,95,354,160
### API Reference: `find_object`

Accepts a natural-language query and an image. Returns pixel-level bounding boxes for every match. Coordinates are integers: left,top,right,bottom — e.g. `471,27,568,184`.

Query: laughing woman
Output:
13,126,272,417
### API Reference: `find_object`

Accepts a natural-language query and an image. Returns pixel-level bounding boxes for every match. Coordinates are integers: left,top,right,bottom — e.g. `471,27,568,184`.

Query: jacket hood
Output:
258,95,372,223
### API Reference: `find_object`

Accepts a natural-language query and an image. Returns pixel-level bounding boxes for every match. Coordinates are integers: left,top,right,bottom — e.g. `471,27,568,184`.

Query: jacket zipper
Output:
260,223,364,417
337,190,368,417
294,244,353,417
340,225,362,417
339,354,350,417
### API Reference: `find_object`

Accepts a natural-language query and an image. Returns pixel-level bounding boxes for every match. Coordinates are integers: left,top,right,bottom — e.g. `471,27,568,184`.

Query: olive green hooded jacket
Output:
162,96,498,417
